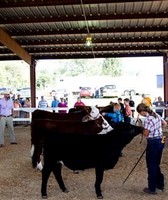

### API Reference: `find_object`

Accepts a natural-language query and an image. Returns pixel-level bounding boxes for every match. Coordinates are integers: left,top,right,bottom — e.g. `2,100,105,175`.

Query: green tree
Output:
101,58,122,76
0,62,29,89
36,69,52,89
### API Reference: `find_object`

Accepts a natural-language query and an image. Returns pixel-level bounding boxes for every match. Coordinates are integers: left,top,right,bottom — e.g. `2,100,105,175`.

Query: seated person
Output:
74,97,85,107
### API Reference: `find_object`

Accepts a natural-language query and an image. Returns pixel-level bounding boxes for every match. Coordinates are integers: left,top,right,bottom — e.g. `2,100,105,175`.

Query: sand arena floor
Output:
0,125,168,200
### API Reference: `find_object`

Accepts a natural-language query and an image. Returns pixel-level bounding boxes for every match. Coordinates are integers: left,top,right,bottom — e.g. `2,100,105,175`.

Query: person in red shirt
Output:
74,97,85,108
123,98,132,123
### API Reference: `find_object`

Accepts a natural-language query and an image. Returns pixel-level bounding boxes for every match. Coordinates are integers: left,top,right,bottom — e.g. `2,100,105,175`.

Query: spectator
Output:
117,97,124,114
13,99,22,126
16,94,24,124
123,98,132,123
153,96,165,117
136,103,167,194
0,91,17,147
23,97,31,126
17,94,24,107
141,94,152,107
51,96,59,112
58,97,68,113
13,99,21,118
74,97,85,108
94,87,100,98
129,95,135,118
38,96,48,108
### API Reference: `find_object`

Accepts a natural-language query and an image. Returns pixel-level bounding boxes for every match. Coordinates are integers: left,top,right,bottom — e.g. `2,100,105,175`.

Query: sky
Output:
120,56,163,76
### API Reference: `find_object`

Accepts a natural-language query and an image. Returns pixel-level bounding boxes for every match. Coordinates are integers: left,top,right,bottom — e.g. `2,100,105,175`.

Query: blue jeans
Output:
146,139,164,192
124,116,131,123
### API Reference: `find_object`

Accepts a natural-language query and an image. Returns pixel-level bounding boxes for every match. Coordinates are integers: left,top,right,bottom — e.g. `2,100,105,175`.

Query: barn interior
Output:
0,0,168,106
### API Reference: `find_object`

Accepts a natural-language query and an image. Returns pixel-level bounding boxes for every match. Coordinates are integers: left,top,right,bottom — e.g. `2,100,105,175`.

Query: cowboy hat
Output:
2,91,10,95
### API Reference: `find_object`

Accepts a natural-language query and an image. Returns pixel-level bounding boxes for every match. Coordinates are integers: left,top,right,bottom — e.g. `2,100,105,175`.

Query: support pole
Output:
163,53,168,119
30,59,36,108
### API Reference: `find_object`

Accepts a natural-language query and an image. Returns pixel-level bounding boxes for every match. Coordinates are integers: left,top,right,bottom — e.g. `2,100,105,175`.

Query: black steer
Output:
31,121,143,199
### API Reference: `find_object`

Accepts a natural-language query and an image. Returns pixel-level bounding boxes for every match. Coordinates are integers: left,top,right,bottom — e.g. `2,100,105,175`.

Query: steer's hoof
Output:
41,195,47,199
97,195,103,199
73,170,79,174
63,189,69,193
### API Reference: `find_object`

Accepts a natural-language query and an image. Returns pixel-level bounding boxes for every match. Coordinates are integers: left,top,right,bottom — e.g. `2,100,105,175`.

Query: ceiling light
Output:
85,34,92,46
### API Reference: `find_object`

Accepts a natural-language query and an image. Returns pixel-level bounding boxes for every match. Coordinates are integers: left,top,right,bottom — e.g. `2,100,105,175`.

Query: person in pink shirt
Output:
74,97,85,108
58,97,68,113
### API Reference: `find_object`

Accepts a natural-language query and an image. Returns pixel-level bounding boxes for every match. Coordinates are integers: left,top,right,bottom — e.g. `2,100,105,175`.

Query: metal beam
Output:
0,0,165,8
1,12,167,25
0,28,32,65
2,35,164,45
10,36,167,46
9,26,168,37
33,52,164,59
0,52,163,60
19,45,168,53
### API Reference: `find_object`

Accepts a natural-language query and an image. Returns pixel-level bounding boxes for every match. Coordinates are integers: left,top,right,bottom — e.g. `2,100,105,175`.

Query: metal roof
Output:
0,0,168,62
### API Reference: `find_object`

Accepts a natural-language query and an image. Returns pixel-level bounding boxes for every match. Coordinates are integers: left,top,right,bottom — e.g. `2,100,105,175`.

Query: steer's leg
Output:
95,166,104,199
41,164,52,199
53,162,68,193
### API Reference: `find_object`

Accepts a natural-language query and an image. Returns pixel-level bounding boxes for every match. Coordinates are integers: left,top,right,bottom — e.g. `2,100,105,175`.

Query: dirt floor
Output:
0,125,168,200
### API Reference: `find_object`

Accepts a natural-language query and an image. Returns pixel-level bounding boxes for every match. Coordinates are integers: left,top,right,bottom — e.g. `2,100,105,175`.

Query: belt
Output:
147,137,162,140
0,115,12,117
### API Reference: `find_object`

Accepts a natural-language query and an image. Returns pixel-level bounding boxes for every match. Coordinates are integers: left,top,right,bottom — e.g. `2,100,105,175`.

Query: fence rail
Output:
13,107,69,122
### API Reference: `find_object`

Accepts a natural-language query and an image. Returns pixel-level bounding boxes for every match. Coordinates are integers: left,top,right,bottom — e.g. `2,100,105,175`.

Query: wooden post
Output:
30,59,36,108
163,53,168,119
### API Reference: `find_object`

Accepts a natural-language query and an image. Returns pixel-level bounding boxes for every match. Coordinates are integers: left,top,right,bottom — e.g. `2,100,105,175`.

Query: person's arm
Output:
161,118,167,129
152,101,156,106
105,112,115,118
143,129,149,137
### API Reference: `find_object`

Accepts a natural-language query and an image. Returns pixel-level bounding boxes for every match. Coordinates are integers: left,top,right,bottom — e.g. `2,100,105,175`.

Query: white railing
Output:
12,106,168,122
13,107,69,122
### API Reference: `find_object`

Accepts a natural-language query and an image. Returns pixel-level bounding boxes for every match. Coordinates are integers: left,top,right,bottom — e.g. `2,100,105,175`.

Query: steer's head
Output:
112,122,143,145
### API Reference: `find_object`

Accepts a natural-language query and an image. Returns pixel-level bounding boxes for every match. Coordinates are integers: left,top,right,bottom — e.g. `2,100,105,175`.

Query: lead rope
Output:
122,147,146,185
123,116,145,184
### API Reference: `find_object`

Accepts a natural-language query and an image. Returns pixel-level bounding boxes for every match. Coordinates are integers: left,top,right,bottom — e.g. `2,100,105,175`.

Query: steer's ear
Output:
84,106,91,114
82,115,90,122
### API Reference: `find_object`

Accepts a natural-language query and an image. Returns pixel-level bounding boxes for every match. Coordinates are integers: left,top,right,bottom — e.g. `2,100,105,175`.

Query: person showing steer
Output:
136,103,167,195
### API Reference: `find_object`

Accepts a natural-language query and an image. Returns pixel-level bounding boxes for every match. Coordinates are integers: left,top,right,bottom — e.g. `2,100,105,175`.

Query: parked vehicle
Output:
0,87,12,94
123,89,136,96
100,84,118,98
19,87,31,98
50,89,69,99
80,87,94,98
